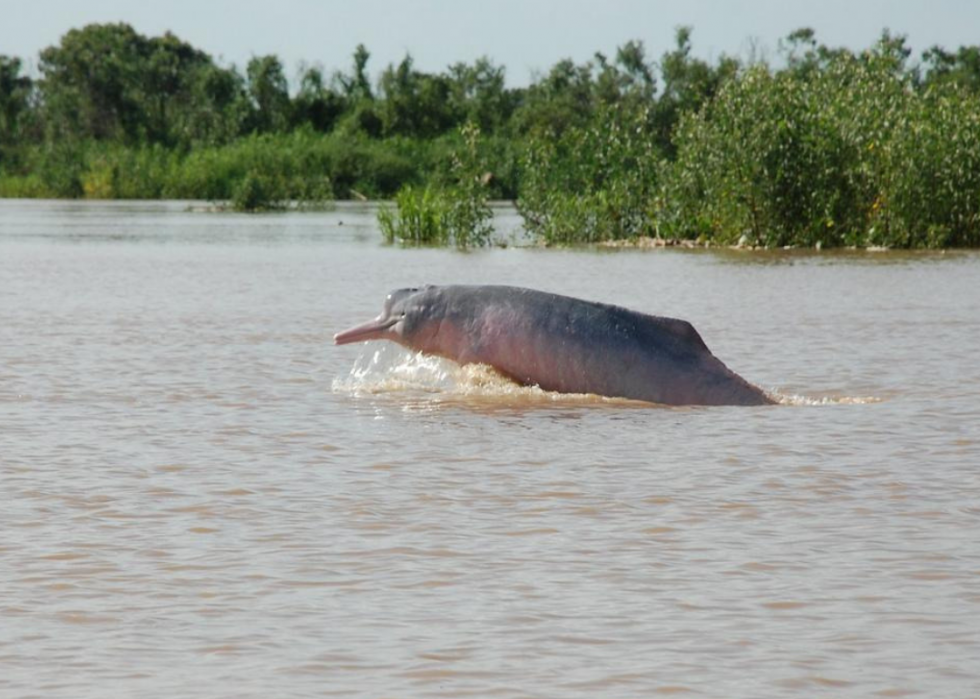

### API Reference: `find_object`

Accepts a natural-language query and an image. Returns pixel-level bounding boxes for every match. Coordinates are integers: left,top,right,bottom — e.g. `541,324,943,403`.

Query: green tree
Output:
519,102,662,243
514,58,596,135
38,23,148,141
378,55,456,137
864,29,912,76
292,66,345,132
654,27,739,156
921,44,980,93
0,56,34,148
446,58,515,133
176,63,251,146
141,32,213,144
36,22,234,146
336,44,373,101
613,40,656,101
333,44,381,137
246,55,290,133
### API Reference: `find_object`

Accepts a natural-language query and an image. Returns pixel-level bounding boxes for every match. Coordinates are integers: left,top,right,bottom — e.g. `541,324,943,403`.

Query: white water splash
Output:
333,346,880,408
772,391,883,406
331,344,457,394
331,345,637,407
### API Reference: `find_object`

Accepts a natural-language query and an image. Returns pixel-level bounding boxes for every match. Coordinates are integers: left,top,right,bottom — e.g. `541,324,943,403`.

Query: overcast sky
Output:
4,0,979,86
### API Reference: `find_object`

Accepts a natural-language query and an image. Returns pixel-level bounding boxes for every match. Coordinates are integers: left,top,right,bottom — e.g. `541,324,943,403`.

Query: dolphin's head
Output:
334,286,437,346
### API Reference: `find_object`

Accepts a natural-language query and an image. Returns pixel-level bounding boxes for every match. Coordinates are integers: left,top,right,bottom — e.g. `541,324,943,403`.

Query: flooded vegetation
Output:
2,24,980,247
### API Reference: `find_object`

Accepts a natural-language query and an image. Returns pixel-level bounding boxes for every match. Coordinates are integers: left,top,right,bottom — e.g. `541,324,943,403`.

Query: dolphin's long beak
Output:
333,316,398,345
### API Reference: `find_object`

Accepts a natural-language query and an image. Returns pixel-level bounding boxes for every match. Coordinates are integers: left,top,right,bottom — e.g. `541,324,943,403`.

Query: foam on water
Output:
332,344,649,407
332,345,879,408
773,391,883,406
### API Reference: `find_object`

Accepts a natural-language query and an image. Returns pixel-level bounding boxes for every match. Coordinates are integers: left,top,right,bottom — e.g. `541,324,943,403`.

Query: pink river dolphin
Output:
334,285,774,407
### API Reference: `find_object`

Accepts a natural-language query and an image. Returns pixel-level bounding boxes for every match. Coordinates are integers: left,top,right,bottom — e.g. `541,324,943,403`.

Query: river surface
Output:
1,200,979,698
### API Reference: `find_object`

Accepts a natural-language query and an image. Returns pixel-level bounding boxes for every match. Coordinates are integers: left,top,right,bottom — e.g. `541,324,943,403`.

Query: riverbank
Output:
3,24,980,248
5,198,977,259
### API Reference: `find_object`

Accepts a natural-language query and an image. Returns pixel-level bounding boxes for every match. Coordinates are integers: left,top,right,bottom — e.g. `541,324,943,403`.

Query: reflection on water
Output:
2,200,979,699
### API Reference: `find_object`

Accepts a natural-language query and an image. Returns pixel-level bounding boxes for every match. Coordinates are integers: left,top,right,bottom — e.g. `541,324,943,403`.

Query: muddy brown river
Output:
1,200,978,698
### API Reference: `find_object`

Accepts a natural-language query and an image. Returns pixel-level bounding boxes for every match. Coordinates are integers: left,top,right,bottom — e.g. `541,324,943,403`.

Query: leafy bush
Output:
880,85,980,247
662,42,980,248
378,123,493,247
32,141,87,197
231,170,286,211
4,24,980,247
0,173,46,197
518,104,663,243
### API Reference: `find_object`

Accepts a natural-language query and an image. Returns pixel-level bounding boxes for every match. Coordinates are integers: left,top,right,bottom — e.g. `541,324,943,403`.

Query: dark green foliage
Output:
141,32,219,145
246,55,291,133
511,43,659,138
378,55,455,137
232,171,282,211
920,44,980,95
446,58,516,133
514,59,598,136
228,166,333,212
881,86,980,247
176,64,251,147
37,23,222,145
664,32,980,248
663,63,878,246
38,23,146,142
292,66,345,132
34,141,87,197
2,22,980,247
0,56,33,146
337,44,374,102
518,103,662,243
652,27,740,157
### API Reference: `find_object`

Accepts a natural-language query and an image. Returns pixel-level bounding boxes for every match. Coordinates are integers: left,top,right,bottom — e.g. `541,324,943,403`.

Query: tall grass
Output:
378,123,494,248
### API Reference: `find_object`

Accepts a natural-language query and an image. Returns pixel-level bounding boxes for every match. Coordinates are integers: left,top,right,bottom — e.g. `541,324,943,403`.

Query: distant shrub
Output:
0,173,47,197
517,104,663,244
3,27,979,247
231,170,286,211
378,123,493,247
879,85,980,247
663,61,889,247
32,141,86,197
662,45,980,248
80,158,115,199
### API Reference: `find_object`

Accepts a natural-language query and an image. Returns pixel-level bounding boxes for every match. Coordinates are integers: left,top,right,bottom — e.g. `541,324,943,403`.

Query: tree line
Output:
0,23,721,151
2,23,980,247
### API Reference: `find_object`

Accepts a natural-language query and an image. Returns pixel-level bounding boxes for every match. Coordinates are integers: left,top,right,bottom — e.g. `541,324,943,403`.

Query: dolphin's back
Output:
422,285,769,406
